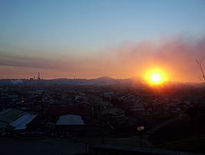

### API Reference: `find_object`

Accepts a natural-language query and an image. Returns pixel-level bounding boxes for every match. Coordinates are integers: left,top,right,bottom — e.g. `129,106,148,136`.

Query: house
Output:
55,114,85,137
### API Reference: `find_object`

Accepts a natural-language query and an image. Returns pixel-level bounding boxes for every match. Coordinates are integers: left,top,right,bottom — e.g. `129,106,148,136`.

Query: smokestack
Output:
37,72,40,80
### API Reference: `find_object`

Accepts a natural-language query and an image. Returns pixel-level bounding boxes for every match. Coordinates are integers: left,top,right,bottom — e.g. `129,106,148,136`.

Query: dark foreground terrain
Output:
0,80,205,154
0,137,87,155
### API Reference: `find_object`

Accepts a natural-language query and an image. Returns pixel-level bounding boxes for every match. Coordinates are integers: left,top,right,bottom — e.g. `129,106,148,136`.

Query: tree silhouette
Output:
196,57,205,81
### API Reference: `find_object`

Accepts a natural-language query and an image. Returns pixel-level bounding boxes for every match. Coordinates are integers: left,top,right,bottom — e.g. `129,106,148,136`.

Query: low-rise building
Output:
56,114,85,137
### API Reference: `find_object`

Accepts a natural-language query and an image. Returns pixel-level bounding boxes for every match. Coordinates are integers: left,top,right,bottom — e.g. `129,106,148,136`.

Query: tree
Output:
196,57,205,81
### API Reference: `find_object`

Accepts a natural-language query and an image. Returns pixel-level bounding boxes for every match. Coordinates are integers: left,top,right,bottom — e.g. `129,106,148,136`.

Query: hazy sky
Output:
0,0,205,81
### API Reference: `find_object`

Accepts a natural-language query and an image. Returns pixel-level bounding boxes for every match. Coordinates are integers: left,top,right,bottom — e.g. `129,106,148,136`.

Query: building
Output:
10,113,37,130
56,114,85,137
0,109,36,134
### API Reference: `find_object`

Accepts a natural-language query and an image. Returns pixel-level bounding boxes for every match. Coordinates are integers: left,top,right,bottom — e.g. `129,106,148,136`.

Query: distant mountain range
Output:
0,77,204,87
0,76,136,86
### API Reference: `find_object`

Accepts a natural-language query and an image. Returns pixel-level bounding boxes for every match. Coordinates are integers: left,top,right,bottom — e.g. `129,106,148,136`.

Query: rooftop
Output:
10,113,37,130
0,109,25,123
56,114,84,126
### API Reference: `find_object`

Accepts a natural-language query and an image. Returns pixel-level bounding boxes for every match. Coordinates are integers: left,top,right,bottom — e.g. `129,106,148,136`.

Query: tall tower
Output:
37,72,41,80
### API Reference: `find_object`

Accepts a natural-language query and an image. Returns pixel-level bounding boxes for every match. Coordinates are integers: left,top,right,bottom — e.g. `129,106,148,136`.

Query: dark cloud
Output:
0,52,71,70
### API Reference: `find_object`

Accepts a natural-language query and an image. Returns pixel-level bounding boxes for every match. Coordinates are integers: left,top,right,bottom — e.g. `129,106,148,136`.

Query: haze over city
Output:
1,0,205,82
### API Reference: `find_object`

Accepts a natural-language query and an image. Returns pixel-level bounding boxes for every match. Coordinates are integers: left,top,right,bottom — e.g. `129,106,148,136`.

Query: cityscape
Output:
1,0,205,154
0,76,205,154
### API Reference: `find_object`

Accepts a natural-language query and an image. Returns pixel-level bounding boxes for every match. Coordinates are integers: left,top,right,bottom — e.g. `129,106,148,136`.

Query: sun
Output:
150,73,162,84
144,68,168,86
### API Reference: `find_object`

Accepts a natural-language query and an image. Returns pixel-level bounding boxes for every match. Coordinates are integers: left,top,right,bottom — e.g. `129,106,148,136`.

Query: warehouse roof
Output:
10,113,37,130
56,114,84,125
0,109,25,123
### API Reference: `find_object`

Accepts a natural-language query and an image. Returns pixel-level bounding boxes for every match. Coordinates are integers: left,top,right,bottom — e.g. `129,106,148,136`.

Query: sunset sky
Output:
0,0,205,82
